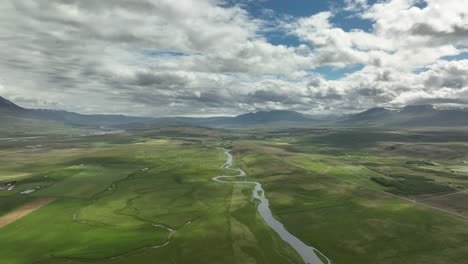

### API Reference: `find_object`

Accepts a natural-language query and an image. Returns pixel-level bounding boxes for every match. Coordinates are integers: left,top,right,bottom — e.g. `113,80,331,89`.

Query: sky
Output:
0,0,467,117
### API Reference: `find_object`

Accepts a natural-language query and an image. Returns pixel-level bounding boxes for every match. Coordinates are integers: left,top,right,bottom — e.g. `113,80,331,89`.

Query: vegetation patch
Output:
1,127,468,264
371,177,454,195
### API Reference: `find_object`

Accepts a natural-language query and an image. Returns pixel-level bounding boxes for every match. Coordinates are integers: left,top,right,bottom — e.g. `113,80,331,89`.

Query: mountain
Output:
3,95,468,134
340,107,397,126
0,96,24,111
0,96,153,136
121,105,468,129
31,109,152,127
118,110,320,130
0,96,152,126
0,96,314,136
340,105,468,127
229,110,317,124
164,110,320,127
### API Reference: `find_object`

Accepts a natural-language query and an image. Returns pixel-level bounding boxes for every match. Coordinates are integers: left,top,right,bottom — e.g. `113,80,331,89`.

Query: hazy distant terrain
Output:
0,96,151,137
2,96,468,136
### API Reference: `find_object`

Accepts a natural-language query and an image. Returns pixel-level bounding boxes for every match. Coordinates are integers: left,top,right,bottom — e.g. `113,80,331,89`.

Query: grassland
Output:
232,143,468,263
0,127,467,263
0,132,303,264
0,115,89,137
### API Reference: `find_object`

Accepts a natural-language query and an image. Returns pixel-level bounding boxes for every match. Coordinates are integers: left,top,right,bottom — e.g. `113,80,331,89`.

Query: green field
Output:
0,127,468,263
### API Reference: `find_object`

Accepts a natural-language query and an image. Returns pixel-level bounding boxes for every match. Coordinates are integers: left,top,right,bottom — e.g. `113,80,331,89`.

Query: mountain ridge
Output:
2,96,468,128
339,104,468,127
0,96,152,127
0,96,25,111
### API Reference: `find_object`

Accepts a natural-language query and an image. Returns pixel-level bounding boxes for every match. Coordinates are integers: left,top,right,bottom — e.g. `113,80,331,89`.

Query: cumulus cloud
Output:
422,60,468,90
0,0,466,116
303,59,468,111
291,0,466,71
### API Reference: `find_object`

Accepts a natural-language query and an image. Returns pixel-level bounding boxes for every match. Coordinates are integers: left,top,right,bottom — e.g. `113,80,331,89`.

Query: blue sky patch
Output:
442,52,468,61
413,0,428,9
313,64,365,80
413,67,430,74
330,12,373,32
144,49,187,57
237,0,331,18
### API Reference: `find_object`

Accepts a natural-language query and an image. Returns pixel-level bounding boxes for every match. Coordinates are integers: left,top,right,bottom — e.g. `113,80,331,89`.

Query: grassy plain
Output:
0,132,303,264
0,116,88,137
0,127,468,263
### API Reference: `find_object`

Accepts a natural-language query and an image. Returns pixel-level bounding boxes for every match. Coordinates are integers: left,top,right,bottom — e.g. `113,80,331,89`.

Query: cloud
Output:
302,59,468,111
291,0,466,71
0,0,466,116
344,0,369,11
421,60,468,90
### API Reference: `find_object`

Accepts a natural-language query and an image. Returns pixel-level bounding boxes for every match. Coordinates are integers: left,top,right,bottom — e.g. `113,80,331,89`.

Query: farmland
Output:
0,127,467,263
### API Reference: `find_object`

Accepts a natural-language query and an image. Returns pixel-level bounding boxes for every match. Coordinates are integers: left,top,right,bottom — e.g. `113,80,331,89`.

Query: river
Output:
212,149,331,264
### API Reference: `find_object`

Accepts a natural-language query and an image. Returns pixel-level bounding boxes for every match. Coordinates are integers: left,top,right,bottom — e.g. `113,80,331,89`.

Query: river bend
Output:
212,149,331,264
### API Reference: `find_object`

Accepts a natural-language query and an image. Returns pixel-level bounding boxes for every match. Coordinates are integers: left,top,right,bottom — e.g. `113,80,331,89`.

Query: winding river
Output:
212,149,331,264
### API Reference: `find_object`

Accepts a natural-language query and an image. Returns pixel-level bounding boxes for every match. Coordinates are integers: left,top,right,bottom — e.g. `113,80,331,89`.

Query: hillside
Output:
227,110,317,124
3,95,468,133
163,110,319,127
340,105,468,127
0,96,152,137
0,97,25,111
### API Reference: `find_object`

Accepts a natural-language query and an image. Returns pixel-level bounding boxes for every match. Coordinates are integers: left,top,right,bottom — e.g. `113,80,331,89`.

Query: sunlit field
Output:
1,127,467,264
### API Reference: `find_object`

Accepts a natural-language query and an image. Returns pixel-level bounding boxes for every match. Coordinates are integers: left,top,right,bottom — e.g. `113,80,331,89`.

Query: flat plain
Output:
1,127,467,264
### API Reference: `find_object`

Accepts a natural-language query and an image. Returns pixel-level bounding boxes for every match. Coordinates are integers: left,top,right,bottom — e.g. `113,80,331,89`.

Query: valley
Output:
2,0,467,263
0,125,467,264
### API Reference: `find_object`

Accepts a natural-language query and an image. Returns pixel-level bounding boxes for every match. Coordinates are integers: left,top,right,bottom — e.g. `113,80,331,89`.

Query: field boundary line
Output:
0,197,59,228
272,155,468,221
417,190,468,201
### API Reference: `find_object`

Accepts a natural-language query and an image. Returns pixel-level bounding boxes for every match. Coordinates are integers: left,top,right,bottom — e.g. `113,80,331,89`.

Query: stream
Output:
212,149,331,264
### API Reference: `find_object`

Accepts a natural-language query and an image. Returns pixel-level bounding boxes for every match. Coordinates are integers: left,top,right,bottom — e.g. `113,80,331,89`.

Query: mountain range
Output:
338,105,468,127
0,96,151,127
162,105,468,128
0,96,153,136
1,96,468,134
163,110,319,127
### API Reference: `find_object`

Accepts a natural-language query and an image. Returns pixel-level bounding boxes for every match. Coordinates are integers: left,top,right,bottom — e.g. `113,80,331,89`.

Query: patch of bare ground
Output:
257,144,290,155
0,197,59,228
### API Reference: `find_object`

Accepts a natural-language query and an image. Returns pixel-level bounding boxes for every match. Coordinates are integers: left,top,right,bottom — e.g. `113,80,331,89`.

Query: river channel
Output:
212,149,331,264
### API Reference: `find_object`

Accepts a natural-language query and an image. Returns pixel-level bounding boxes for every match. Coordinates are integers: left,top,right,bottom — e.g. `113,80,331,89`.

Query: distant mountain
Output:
162,110,320,127
31,109,152,127
0,96,153,135
340,107,396,126
340,105,468,127
0,96,24,111
124,106,468,129
229,110,317,124
3,95,468,133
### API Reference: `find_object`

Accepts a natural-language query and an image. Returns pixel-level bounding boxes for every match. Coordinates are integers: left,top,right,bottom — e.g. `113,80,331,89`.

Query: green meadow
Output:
0,128,467,263
0,134,303,264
